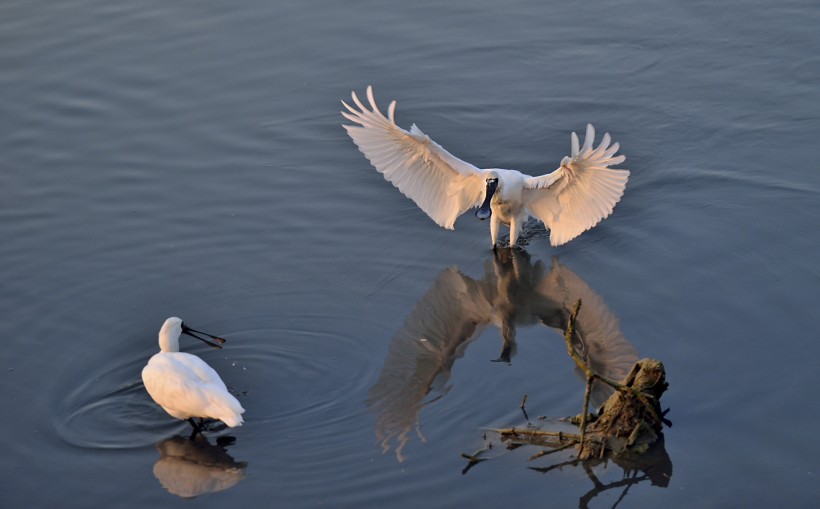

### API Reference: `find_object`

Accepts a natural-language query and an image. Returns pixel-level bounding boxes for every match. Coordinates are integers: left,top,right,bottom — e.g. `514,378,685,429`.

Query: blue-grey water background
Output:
2,0,819,507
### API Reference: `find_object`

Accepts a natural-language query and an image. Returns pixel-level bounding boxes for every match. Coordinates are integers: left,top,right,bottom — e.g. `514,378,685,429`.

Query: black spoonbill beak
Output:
181,323,226,349
475,178,498,220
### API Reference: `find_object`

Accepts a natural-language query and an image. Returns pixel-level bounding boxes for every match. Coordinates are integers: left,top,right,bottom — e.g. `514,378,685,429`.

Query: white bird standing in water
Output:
342,86,630,247
142,317,245,433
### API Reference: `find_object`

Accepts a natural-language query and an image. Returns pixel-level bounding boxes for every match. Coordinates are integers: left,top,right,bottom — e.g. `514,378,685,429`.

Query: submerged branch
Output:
471,299,670,473
560,298,668,460
493,427,580,440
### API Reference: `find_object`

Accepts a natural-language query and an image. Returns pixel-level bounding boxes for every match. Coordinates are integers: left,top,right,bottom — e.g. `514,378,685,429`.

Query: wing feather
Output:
524,124,630,246
343,86,485,229
142,354,244,425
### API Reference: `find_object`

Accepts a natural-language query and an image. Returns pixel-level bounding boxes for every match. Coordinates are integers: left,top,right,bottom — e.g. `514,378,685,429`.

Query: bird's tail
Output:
209,392,246,427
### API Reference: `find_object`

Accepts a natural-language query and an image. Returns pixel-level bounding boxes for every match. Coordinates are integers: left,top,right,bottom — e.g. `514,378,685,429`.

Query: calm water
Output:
2,0,819,507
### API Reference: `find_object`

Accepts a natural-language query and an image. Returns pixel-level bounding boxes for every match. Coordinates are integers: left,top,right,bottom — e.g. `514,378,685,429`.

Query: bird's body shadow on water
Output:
367,248,671,506
152,434,248,498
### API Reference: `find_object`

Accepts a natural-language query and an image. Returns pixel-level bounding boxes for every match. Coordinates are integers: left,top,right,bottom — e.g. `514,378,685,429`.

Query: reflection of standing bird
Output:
343,86,630,247
367,250,637,461
153,435,247,498
142,317,245,432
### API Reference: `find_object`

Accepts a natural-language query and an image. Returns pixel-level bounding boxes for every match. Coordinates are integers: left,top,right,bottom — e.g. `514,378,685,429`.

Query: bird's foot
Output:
188,421,201,439
187,418,207,438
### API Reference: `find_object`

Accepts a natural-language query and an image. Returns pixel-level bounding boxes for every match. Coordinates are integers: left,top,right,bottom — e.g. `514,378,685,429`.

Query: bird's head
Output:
158,317,226,352
475,173,499,221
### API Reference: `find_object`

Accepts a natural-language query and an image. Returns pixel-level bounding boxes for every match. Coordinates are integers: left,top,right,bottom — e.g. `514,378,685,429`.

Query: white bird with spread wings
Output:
342,86,630,247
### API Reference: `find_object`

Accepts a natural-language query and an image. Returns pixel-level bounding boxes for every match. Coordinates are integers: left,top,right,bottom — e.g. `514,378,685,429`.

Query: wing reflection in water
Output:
153,435,247,498
367,249,638,461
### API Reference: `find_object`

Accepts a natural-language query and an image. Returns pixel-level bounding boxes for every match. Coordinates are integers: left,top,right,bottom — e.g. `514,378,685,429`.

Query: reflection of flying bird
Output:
142,317,245,433
343,86,629,247
367,250,638,461
153,435,247,498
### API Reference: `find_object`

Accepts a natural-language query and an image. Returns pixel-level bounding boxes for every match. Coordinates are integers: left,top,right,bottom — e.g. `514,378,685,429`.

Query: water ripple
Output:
54,355,176,449
52,313,381,451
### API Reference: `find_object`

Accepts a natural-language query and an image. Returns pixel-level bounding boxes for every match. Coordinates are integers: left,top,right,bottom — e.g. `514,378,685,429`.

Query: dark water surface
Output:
2,0,819,507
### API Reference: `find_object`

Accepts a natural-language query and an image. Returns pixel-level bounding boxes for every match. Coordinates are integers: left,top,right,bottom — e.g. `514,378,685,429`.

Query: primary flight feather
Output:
342,86,630,247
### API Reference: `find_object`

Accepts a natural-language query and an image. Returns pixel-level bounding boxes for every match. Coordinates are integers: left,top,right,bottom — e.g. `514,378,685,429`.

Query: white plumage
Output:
142,317,245,430
342,86,630,247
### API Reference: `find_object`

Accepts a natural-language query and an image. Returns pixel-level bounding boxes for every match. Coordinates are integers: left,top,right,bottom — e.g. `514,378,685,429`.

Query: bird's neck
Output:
158,333,180,353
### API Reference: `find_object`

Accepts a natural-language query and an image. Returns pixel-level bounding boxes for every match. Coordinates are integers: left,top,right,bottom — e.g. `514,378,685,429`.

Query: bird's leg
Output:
490,215,501,248
511,212,530,248
187,418,203,437
509,216,519,247
510,246,523,278
494,314,517,363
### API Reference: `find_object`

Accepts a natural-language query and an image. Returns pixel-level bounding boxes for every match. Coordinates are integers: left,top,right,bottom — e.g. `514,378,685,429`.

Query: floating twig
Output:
527,440,578,461
460,447,490,475
492,427,580,441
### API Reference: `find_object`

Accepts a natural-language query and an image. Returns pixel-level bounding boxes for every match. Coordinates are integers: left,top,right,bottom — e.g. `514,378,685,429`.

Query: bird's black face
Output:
181,322,226,350
475,178,498,220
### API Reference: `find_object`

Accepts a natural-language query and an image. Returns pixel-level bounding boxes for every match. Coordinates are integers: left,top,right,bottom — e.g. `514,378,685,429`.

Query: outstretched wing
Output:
342,86,486,229
524,124,630,246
